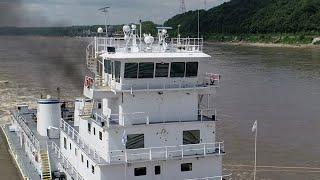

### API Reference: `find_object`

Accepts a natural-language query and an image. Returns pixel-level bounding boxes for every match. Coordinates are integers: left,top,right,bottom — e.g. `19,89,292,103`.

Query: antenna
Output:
198,10,200,38
99,6,110,38
179,0,186,14
204,0,207,10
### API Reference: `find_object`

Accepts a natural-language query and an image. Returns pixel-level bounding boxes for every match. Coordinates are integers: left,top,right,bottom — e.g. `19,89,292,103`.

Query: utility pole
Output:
179,0,186,14
99,6,110,38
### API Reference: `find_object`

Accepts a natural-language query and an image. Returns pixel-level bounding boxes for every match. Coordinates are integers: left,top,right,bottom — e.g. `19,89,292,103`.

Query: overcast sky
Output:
0,0,229,27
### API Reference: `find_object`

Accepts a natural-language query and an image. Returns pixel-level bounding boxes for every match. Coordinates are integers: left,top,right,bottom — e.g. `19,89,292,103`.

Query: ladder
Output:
81,100,94,118
86,41,98,74
40,149,52,180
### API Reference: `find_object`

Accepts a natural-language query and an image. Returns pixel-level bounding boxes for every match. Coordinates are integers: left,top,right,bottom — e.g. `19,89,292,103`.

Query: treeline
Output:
164,0,320,36
0,21,158,37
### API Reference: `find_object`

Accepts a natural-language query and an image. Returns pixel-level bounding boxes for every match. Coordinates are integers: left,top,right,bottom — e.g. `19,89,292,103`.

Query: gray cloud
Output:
0,0,229,27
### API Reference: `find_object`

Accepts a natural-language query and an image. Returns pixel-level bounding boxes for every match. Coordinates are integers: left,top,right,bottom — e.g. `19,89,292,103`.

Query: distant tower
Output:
204,0,207,10
179,0,186,13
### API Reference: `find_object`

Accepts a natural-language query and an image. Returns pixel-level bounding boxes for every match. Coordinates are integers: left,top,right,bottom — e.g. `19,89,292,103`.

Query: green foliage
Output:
164,0,320,36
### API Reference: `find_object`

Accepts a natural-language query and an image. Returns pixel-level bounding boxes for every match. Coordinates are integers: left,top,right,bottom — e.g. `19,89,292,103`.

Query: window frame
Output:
181,163,192,172
170,62,186,78
138,62,155,79
134,167,147,176
155,63,170,78
99,131,103,140
124,63,138,79
126,134,145,149
155,165,161,175
183,130,200,145
185,62,198,77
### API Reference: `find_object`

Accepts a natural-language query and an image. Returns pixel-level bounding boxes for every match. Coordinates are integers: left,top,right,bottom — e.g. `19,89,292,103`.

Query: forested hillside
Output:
165,0,320,36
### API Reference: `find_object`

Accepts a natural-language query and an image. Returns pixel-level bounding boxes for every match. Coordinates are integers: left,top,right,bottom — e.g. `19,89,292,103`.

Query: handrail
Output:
11,112,40,151
60,119,104,164
91,108,215,128
92,112,150,127
92,37,204,55
109,142,224,163
51,142,85,180
87,74,219,93
184,173,232,180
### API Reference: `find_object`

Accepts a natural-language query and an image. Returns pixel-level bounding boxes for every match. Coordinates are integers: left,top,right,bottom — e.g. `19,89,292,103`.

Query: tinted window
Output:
124,63,138,78
63,137,67,149
183,130,200,145
104,59,112,74
181,163,192,172
155,63,169,77
114,61,121,82
139,63,154,78
170,62,185,77
155,165,161,175
134,167,147,176
186,62,198,77
99,131,103,140
126,134,144,149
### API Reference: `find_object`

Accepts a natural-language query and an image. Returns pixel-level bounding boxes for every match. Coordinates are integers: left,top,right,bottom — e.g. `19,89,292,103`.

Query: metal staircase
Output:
40,148,52,180
80,100,94,118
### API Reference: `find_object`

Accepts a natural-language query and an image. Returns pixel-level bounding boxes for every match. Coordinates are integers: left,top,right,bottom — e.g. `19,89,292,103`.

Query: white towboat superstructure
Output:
3,23,231,180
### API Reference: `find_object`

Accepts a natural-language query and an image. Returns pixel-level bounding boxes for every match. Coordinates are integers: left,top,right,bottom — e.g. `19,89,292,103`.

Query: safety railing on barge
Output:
11,112,40,151
109,142,224,164
51,142,85,180
60,119,105,164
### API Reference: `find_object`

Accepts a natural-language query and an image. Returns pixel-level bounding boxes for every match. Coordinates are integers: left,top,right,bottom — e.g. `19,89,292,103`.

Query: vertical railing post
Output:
182,146,184,158
149,148,152,160
219,143,221,154
204,143,206,156
165,147,168,159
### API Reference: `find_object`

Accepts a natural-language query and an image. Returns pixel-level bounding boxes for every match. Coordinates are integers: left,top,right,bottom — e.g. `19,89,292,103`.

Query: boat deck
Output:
2,124,41,180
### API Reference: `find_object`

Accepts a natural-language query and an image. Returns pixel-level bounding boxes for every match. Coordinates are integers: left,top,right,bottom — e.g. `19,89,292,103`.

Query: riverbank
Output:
208,41,320,49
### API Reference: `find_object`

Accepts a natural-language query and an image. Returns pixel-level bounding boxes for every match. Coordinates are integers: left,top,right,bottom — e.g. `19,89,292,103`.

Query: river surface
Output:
0,36,320,180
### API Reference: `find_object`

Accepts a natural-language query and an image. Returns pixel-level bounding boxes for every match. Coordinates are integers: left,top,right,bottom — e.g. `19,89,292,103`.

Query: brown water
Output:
0,37,320,180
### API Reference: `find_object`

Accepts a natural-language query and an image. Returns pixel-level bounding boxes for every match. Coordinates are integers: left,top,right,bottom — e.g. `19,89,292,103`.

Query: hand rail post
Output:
219,142,221,154
182,146,184,158
204,143,206,156
149,148,152,160
165,147,168,159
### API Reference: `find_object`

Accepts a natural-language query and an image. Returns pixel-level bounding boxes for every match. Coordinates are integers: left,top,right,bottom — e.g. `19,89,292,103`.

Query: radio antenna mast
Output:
179,0,186,14
99,6,110,38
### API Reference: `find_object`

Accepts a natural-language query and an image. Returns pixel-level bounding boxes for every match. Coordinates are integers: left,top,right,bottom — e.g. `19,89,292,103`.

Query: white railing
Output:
171,38,204,52
109,142,224,163
198,109,217,121
92,112,150,127
185,173,232,180
12,112,40,151
51,142,85,180
60,119,104,164
91,109,215,128
93,37,204,54
85,73,220,93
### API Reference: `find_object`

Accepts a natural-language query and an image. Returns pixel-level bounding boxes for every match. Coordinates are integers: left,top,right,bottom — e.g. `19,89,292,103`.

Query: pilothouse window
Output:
155,63,169,77
138,63,154,78
124,63,138,78
170,62,185,77
186,62,198,77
